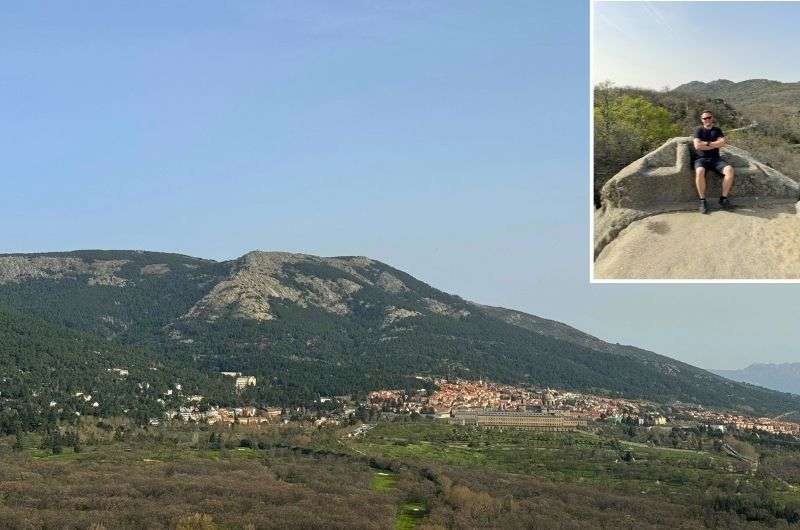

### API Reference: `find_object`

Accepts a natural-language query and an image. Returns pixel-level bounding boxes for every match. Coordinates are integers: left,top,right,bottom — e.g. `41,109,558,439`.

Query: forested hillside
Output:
2,250,800,426
0,306,236,434
0,250,230,343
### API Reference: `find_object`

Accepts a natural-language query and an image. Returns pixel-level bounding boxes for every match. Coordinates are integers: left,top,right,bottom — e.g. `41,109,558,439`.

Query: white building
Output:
235,376,256,390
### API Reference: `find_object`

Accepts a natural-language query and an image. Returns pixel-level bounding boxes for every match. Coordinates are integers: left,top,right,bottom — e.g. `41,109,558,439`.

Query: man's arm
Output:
693,128,711,150
694,138,714,150
693,136,726,150
708,136,726,148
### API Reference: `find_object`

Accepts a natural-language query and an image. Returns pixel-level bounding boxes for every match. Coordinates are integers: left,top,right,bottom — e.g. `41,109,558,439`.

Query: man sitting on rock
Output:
693,110,735,214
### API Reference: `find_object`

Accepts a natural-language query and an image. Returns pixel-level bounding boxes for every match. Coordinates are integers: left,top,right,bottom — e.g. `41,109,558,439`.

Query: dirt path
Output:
595,203,800,279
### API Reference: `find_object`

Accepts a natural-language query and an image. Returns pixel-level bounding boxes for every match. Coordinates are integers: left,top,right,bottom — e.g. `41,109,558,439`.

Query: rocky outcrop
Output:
377,271,409,293
182,252,375,322
325,257,375,284
424,297,470,318
182,252,307,321
140,263,171,275
383,306,421,327
294,274,362,316
0,256,130,286
594,205,800,279
594,137,800,258
179,251,475,324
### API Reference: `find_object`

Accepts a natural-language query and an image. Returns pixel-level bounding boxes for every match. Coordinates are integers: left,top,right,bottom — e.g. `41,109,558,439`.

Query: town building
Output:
235,376,257,390
451,409,587,431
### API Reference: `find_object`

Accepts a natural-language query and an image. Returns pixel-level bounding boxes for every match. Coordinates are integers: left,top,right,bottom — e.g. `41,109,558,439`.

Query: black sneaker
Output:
699,200,708,214
719,197,733,210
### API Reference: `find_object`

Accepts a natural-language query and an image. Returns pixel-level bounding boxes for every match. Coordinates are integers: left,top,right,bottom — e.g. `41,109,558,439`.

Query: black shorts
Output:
693,158,730,174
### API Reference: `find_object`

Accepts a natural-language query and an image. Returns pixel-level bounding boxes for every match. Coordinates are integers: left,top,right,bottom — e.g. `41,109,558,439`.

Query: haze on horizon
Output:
3,1,800,372
593,1,800,90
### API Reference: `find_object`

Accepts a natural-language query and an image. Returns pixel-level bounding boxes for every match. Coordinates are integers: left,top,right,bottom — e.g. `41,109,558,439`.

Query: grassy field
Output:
368,470,427,529
351,423,751,500
395,501,427,530
345,421,800,527
372,471,398,492
2,421,800,528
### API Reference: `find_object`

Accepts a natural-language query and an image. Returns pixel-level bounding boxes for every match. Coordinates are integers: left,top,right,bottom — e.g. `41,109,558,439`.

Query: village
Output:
151,374,800,437
40,366,800,437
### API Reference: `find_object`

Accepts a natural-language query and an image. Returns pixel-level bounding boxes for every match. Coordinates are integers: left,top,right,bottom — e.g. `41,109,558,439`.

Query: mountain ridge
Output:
1,249,799,417
672,78,800,147
713,362,800,396
674,78,800,97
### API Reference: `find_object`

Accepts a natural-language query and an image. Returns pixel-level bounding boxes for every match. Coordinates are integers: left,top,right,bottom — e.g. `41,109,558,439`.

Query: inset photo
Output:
591,1,800,281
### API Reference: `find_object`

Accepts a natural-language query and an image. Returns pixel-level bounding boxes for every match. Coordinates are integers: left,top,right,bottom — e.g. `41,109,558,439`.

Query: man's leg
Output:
695,165,708,214
695,166,706,198
721,164,734,197
717,160,735,209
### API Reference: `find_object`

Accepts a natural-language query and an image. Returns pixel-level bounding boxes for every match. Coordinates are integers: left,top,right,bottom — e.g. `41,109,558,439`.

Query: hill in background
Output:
2,250,800,426
713,362,800,397
673,78,800,142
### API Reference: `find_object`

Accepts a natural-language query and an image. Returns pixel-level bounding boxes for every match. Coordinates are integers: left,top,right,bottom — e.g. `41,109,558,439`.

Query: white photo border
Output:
589,0,800,284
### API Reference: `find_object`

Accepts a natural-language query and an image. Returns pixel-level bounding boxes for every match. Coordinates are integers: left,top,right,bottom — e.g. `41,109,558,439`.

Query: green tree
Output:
51,431,63,455
12,432,24,451
594,86,681,206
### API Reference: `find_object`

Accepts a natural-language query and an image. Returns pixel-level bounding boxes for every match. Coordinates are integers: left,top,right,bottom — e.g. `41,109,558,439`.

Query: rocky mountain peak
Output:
182,252,416,323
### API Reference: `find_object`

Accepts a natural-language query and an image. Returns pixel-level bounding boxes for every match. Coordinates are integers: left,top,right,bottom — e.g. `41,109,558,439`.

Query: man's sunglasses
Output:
701,116,713,120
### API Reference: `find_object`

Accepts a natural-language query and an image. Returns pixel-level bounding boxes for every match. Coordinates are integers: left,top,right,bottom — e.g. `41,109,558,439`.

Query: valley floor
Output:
2,421,800,529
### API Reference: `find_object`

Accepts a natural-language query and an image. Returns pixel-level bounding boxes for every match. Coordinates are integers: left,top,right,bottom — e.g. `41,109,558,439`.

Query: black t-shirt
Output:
694,126,725,159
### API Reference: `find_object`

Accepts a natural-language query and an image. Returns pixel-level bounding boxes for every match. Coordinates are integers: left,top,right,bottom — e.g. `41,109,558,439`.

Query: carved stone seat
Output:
594,137,800,258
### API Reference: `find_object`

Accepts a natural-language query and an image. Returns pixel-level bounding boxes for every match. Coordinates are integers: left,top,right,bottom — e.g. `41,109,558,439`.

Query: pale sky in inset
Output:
594,1,800,90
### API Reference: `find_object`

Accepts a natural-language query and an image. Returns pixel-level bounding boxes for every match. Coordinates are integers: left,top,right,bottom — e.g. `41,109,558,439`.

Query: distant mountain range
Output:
674,78,800,109
1,250,799,418
712,363,800,397
673,79,800,143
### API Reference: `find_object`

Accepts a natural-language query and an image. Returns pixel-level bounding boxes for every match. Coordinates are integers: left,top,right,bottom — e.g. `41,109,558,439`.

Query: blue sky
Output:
2,1,799,370
594,1,800,89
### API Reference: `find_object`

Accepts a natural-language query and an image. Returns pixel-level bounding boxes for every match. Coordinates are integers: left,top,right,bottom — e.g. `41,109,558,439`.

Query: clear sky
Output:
2,1,799,370
594,1,800,90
